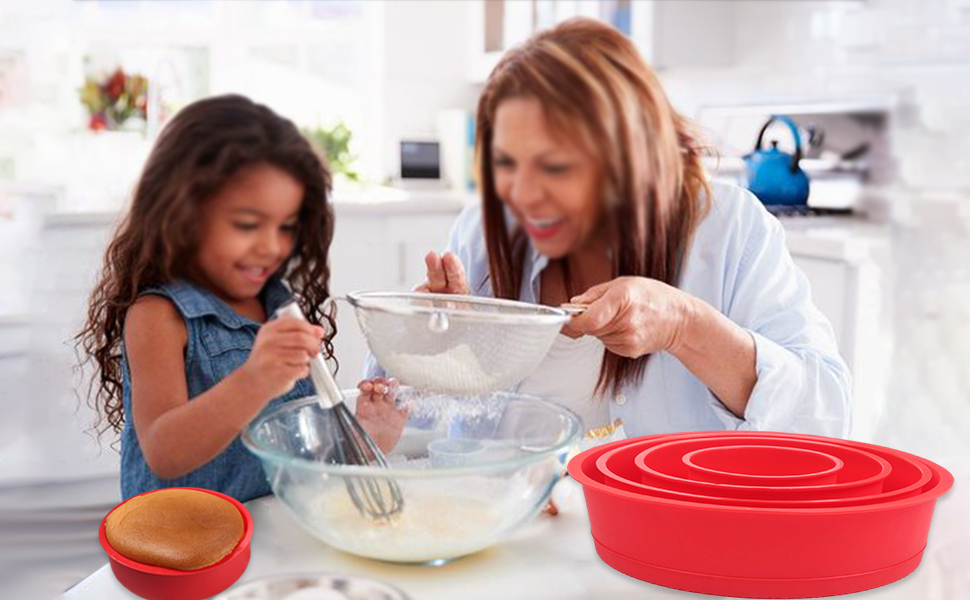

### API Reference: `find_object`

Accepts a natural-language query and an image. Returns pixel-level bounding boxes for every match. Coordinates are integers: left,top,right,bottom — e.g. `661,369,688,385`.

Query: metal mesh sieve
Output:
346,292,571,395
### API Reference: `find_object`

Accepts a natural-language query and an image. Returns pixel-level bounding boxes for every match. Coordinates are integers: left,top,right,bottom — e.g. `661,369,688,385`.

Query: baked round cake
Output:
105,488,244,570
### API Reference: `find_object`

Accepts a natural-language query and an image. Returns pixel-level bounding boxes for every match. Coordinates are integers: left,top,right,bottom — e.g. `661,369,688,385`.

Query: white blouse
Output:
517,333,610,434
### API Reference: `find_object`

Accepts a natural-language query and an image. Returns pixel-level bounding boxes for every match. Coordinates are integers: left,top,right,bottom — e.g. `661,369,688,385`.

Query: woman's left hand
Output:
565,276,694,358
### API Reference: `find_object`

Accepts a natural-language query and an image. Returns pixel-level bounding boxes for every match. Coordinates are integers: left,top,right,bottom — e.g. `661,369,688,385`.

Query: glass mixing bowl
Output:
242,388,581,565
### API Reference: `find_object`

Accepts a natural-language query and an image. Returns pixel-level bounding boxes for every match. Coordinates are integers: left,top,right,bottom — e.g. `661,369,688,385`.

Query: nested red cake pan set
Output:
568,431,953,599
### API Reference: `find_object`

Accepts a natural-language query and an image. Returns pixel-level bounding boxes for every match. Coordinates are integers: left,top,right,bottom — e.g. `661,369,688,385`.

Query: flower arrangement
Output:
79,68,149,132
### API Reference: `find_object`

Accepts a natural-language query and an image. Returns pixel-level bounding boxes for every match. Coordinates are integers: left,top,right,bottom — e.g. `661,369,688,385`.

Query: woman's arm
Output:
567,277,755,417
126,296,319,478
670,295,756,418
570,189,850,437
712,195,851,437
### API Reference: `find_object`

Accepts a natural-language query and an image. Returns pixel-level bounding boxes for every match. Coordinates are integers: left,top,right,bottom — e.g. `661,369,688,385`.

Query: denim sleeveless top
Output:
119,277,316,503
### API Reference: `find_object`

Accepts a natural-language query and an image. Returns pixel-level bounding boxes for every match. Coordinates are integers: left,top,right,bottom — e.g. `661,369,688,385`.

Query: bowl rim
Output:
568,432,954,515
346,291,571,326
99,487,254,576
242,391,583,477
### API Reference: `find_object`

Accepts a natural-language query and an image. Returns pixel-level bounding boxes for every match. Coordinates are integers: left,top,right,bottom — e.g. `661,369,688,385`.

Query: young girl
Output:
77,94,406,503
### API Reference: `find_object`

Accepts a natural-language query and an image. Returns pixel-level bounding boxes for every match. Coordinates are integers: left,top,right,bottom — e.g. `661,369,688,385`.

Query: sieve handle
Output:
275,300,343,409
559,303,589,316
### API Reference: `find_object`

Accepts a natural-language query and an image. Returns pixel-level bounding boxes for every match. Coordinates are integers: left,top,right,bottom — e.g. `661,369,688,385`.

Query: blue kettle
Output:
743,115,810,206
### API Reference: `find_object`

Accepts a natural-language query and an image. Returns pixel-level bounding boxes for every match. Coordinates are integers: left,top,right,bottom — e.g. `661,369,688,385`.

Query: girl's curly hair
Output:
75,94,337,447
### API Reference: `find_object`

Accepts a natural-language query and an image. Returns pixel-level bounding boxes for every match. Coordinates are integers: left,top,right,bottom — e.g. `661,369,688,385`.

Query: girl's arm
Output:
125,295,321,479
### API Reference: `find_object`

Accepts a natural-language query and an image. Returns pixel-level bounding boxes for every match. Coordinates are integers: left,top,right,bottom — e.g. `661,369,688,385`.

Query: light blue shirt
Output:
366,182,851,438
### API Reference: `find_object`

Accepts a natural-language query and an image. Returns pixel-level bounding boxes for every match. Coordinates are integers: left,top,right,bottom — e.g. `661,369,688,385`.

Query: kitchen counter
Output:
42,187,471,227
59,470,969,600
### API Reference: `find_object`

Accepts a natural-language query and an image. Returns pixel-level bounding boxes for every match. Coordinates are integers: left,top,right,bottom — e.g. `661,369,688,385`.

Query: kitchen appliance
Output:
743,114,810,206
243,388,581,564
98,488,253,600
568,431,953,598
345,292,572,394
275,301,404,522
400,140,440,179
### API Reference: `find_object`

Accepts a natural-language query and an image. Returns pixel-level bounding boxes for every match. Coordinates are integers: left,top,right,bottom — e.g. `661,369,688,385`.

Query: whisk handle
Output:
275,300,344,408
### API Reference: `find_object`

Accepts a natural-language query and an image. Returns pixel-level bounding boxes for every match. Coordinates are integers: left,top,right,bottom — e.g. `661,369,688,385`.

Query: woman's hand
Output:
238,318,325,401
413,251,469,295
568,276,756,417
356,377,409,454
565,276,693,358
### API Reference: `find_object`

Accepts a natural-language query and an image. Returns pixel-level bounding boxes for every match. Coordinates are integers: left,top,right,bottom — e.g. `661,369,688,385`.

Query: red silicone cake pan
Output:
568,431,953,598
99,487,253,600
682,445,843,485
630,435,900,502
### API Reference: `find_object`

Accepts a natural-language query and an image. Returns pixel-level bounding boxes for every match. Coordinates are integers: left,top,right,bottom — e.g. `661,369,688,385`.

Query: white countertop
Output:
778,215,890,262
59,472,969,600
43,187,472,227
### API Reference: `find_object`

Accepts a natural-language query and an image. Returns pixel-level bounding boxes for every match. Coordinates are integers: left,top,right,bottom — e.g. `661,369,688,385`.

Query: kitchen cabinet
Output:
0,315,31,471
784,223,888,442
466,0,736,82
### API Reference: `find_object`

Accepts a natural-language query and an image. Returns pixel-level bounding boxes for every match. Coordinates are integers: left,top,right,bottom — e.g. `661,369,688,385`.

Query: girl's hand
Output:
413,251,469,295
356,377,409,454
238,317,325,401
565,276,693,358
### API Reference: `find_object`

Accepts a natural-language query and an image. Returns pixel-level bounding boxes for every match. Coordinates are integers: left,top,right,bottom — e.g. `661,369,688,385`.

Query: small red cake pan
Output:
569,431,953,598
99,487,253,600
682,444,843,485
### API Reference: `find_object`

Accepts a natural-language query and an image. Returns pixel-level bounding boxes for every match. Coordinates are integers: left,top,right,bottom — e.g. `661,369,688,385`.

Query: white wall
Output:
380,0,480,181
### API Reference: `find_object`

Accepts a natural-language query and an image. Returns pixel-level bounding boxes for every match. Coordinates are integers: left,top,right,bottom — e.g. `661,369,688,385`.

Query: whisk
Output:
275,300,404,522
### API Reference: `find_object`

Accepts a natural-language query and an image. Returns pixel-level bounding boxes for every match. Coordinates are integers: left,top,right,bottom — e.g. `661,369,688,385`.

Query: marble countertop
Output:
59,473,968,600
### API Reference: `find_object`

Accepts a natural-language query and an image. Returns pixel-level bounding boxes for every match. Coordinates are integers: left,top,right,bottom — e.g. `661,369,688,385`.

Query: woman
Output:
367,18,850,441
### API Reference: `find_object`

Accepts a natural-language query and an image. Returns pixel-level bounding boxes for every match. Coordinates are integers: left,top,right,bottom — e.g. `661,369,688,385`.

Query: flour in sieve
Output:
384,344,500,392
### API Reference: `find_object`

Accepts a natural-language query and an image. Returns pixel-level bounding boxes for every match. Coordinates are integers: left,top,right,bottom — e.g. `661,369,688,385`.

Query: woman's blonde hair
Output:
476,17,712,395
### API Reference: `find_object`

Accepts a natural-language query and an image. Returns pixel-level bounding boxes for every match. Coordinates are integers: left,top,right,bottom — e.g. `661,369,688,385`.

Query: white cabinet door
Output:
466,0,736,82
328,213,389,389
386,213,461,290
788,241,884,442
